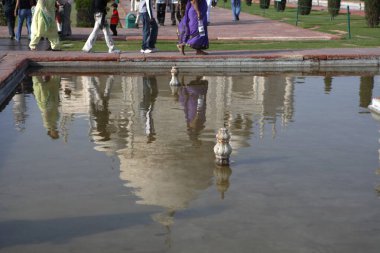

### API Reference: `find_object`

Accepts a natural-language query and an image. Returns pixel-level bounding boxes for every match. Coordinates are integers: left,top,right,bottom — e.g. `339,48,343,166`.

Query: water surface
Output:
0,71,380,253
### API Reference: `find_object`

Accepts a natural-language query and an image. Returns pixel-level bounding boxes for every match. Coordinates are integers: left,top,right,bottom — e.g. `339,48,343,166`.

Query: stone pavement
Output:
0,1,380,105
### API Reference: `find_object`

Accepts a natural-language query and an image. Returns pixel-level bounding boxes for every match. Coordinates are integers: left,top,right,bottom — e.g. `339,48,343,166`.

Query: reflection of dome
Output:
119,140,214,210
214,166,232,199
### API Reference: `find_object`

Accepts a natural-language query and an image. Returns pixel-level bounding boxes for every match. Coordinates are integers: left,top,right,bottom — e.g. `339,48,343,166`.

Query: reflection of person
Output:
179,76,208,139
177,0,209,55
33,75,61,139
29,0,61,51
2,0,16,39
82,0,120,53
140,75,158,143
88,75,114,142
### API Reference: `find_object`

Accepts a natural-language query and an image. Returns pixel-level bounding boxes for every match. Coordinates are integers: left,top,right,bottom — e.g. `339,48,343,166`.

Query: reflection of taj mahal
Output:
54,73,296,224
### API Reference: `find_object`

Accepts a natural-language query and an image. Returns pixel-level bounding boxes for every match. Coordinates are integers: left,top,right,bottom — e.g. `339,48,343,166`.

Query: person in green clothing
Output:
29,0,60,51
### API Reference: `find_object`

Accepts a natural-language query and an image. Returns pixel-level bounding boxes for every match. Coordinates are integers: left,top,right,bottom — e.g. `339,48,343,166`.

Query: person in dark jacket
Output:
2,0,16,39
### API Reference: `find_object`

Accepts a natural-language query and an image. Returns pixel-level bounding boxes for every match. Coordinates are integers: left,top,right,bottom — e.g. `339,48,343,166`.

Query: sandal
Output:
196,50,208,55
177,44,185,55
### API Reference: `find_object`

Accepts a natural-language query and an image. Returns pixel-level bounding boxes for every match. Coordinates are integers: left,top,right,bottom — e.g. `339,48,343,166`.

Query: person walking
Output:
156,0,166,26
56,0,72,38
177,0,209,55
170,0,180,25
82,0,120,53
110,2,120,36
14,0,33,41
231,0,240,21
139,0,158,53
29,0,61,51
2,0,16,39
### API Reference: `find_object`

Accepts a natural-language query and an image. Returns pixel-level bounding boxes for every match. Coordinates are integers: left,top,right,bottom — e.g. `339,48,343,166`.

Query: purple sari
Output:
178,0,209,50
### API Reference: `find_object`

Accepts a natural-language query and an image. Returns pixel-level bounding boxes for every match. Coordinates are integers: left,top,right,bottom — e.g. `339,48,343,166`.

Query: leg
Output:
110,24,118,36
15,9,25,41
5,10,16,38
206,0,212,23
29,33,41,50
170,3,176,25
82,12,102,52
148,18,158,49
141,12,150,50
236,0,241,20
25,9,32,40
101,20,117,52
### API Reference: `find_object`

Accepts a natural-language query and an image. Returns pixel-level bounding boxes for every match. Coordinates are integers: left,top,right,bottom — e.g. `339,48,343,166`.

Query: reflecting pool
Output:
0,71,380,253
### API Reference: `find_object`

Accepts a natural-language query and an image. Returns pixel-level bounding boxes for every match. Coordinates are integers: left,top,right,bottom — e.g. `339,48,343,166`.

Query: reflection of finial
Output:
376,185,380,196
214,165,232,199
169,66,180,86
214,128,232,166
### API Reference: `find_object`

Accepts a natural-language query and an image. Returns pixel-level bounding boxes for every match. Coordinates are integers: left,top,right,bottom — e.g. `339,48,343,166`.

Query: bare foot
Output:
196,49,208,55
177,44,185,55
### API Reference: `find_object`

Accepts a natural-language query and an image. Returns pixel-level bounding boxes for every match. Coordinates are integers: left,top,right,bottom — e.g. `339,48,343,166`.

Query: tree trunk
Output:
298,0,312,15
260,0,271,9
328,0,341,18
364,0,380,27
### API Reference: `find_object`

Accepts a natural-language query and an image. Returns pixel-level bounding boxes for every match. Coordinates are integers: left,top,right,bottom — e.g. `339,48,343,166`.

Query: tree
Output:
75,0,94,27
328,0,341,18
364,0,380,27
298,0,312,15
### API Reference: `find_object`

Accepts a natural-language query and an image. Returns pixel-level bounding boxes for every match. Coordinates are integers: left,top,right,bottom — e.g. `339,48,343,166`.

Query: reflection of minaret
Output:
12,76,34,132
253,75,295,139
324,76,333,94
12,93,27,132
359,76,374,108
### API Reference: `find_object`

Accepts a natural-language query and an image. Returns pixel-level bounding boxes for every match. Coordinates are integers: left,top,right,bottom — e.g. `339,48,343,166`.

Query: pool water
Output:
0,72,380,253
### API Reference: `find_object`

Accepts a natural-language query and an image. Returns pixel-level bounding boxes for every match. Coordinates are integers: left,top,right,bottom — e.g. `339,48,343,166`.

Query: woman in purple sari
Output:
177,0,209,55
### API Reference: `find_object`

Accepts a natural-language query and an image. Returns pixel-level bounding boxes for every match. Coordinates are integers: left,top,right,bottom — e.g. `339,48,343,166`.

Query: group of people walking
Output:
82,0,210,55
2,0,72,50
1,0,246,55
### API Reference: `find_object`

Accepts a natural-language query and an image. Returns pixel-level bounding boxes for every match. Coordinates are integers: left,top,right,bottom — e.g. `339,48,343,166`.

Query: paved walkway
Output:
0,1,379,105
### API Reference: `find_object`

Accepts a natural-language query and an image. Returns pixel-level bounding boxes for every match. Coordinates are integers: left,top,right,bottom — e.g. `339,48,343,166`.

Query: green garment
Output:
29,0,60,50
33,76,61,137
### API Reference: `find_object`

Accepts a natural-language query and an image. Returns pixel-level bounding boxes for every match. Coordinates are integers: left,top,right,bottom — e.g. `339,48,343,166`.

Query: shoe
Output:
150,48,158,53
10,36,14,40
140,49,145,53
82,48,92,53
109,49,121,53
29,47,37,51
144,49,153,54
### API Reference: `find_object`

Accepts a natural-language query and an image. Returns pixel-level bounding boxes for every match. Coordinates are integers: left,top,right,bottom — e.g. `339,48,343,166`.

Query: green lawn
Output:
62,2,379,52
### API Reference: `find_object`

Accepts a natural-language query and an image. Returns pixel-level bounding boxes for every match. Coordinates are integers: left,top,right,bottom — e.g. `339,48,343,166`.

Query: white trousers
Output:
82,12,115,52
206,0,212,23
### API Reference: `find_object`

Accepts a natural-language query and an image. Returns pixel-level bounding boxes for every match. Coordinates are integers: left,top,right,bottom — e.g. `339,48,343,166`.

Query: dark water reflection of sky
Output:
0,72,380,253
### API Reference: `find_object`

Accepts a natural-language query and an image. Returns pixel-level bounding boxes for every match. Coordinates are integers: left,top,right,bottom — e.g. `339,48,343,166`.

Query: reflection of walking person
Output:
82,0,120,53
140,75,158,143
33,75,61,139
177,0,209,55
110,2,120,36
179,76,208,139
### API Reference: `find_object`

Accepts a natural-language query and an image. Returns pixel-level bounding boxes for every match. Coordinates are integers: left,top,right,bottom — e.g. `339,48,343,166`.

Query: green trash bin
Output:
126,13,137,29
